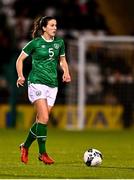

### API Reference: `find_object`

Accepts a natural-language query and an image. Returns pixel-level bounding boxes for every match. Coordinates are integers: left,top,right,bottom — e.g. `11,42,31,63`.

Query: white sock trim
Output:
37,135,47,138
30,129,37,137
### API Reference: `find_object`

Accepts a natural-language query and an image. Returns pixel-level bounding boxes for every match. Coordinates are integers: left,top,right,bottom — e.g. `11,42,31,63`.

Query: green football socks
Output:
24,122,37,148
23,122,47,154
36,123,47,154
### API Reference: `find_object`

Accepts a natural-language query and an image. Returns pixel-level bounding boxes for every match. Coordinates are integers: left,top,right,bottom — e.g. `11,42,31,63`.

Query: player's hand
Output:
62,73,71,82
16,76,25,87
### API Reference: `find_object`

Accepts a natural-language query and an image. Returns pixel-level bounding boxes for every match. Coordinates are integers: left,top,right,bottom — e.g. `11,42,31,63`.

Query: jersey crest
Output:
54,43,60,49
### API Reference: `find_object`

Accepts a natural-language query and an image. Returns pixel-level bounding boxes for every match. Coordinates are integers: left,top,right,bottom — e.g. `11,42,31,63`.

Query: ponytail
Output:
32,16,42,38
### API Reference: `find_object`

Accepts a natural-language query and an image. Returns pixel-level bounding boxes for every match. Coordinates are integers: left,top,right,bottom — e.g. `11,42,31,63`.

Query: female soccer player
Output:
16,16,71,165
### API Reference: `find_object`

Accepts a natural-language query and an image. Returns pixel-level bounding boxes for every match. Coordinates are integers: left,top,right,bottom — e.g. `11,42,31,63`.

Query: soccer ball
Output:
83,148,103,167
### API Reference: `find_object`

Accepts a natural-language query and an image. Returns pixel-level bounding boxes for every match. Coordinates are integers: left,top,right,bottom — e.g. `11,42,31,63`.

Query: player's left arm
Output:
59,56,71,82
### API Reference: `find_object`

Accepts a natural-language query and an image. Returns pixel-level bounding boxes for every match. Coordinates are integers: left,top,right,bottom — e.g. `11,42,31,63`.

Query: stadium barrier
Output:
0,104,123,129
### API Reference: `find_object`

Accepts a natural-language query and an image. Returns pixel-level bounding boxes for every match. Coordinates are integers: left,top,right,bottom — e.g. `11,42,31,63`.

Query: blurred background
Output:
0,0,134,130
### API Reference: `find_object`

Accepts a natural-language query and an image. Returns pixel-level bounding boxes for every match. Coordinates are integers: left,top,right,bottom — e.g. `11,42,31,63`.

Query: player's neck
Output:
42,33,54,42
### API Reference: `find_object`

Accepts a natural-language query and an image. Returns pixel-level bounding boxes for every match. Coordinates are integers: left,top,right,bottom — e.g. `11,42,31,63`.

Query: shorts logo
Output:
36,91,41,96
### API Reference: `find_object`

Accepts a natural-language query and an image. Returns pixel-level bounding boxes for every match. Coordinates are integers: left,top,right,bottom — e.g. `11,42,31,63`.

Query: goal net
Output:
66,35,134,129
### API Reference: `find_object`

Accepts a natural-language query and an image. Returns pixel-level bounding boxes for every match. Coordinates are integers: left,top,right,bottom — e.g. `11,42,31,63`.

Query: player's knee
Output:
44,116,49,124
37,114,49,124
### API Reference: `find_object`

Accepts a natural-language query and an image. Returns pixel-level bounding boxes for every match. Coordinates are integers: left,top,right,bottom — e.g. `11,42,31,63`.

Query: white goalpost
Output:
67,35,134,130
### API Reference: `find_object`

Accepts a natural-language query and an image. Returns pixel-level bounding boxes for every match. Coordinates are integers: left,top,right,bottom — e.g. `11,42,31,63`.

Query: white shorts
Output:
28,83,58,106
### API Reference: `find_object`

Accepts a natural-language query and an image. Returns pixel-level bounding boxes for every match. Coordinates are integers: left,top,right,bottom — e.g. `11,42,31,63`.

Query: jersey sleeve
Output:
60,39,65,56
22,40,35,56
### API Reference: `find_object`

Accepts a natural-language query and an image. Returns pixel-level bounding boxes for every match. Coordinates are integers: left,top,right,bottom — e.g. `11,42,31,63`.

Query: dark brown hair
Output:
32,16,56,38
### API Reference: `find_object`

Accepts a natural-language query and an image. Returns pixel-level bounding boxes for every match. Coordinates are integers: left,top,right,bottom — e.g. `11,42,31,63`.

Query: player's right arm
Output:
16,39,35,87
16,51,28,87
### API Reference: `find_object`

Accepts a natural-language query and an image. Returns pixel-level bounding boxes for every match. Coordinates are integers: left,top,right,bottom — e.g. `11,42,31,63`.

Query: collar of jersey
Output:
41,35,54,42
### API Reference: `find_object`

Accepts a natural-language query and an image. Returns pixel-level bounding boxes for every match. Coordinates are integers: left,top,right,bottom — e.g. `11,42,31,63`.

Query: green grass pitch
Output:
0,127,134,178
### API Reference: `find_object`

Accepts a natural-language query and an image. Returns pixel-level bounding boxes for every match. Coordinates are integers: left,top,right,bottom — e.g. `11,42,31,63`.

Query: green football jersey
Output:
22,36,65,87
